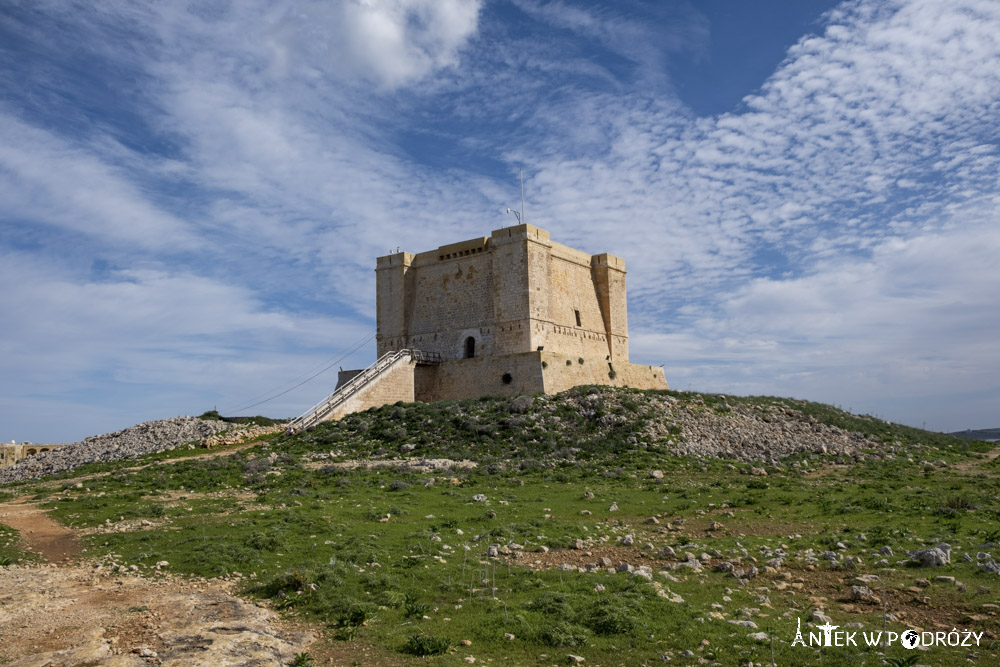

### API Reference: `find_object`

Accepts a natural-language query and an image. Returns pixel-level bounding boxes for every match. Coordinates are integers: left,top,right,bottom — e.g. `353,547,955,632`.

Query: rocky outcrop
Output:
199,423,285,448
555,390,885,463
0,418,230,485
657,398,874,462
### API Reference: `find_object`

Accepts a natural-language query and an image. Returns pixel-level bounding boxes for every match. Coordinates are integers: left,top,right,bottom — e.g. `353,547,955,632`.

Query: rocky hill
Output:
0,417,231,484
2,388,962,486
289,386,954,471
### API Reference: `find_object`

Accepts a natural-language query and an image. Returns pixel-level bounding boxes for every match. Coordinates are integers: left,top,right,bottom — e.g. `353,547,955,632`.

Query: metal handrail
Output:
286,349,442,433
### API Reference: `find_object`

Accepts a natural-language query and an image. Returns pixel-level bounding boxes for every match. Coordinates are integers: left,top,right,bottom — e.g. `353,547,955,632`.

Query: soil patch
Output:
952,445,1000,475
0,500,81,563
0,565,313,666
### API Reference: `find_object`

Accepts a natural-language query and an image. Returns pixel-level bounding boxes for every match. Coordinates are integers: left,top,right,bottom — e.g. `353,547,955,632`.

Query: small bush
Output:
247,530,284,552
404,601,431,618
585,599,640,635
529,592,576,616
339,602,377,627
537,620,591,647
942,493,976,510
578,357,584,364
402,633,451,656
566,359,573,366
243,458,271,474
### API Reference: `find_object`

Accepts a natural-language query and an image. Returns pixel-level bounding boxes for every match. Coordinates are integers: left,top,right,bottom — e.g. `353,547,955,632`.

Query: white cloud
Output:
0,109,199,250
250,0,484,89
0,252,372,441
630,209,1000,430
3,0,1000,439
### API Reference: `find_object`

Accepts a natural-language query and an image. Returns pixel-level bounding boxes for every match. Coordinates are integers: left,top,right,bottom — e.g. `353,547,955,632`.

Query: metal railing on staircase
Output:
286,349,441,433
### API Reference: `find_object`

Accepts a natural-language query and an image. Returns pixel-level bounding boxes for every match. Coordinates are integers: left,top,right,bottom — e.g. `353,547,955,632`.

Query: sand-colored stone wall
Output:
537,351,667,394
413,351,666,403
414,353,546,401
323,357,417,421
375,224,632,364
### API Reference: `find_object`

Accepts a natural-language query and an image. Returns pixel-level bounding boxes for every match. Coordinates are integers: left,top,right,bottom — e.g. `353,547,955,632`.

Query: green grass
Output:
7,387,999,665
0,524,40,567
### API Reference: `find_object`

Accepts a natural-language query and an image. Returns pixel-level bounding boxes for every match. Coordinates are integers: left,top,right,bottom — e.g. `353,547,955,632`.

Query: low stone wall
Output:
306,350,667,427
414,351,666,402
415,353,546,401
538,351,668,393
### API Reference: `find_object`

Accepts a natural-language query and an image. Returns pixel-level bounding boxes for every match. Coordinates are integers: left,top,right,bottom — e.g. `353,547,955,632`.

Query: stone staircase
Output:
286,349,441,433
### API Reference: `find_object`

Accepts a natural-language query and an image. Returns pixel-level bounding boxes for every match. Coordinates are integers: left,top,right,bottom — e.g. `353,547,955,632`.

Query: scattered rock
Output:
849,586,880,604
910,547,950,567
508,396,534,414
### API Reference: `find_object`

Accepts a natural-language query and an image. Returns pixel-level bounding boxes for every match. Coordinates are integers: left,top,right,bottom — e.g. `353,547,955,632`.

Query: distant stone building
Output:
289,224,667,431
0,442,64,469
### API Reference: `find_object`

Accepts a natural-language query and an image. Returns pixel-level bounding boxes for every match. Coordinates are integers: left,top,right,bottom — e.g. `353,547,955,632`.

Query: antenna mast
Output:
520,168,525,225
506,168,527,226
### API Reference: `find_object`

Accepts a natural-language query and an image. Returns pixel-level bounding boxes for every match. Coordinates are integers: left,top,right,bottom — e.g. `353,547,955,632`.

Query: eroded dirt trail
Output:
0,497,314,665
0,500,81,563
0,564,314,666
952,444,1000,474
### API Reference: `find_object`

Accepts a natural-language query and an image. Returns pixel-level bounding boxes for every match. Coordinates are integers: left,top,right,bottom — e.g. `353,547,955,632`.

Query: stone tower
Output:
371,223,667,400
291,223,667,431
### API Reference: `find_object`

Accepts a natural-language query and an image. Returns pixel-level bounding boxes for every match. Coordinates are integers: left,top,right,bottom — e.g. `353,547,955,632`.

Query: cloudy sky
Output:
2,0,998,443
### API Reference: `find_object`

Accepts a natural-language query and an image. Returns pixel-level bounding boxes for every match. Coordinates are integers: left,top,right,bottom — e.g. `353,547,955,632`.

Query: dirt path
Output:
0,495,315,665
0,565,313,665
952,445,1000,474
0,499,81,563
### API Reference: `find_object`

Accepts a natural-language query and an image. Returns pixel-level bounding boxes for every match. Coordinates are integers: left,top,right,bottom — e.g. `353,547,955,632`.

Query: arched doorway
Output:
464,336,476,358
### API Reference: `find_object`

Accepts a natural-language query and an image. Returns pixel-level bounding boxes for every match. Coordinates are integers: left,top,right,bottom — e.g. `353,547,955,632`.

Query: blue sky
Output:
2,0,999,443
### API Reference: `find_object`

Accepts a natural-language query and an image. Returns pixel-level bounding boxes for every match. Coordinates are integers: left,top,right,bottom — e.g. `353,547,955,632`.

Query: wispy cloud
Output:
1,0,998,440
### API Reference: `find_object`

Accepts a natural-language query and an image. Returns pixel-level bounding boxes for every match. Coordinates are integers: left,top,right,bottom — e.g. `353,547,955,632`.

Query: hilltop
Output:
952,428,1000,442
1,387,999,666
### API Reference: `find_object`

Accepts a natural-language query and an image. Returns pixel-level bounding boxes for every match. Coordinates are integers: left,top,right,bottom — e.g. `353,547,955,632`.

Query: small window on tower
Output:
574,309,582,327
